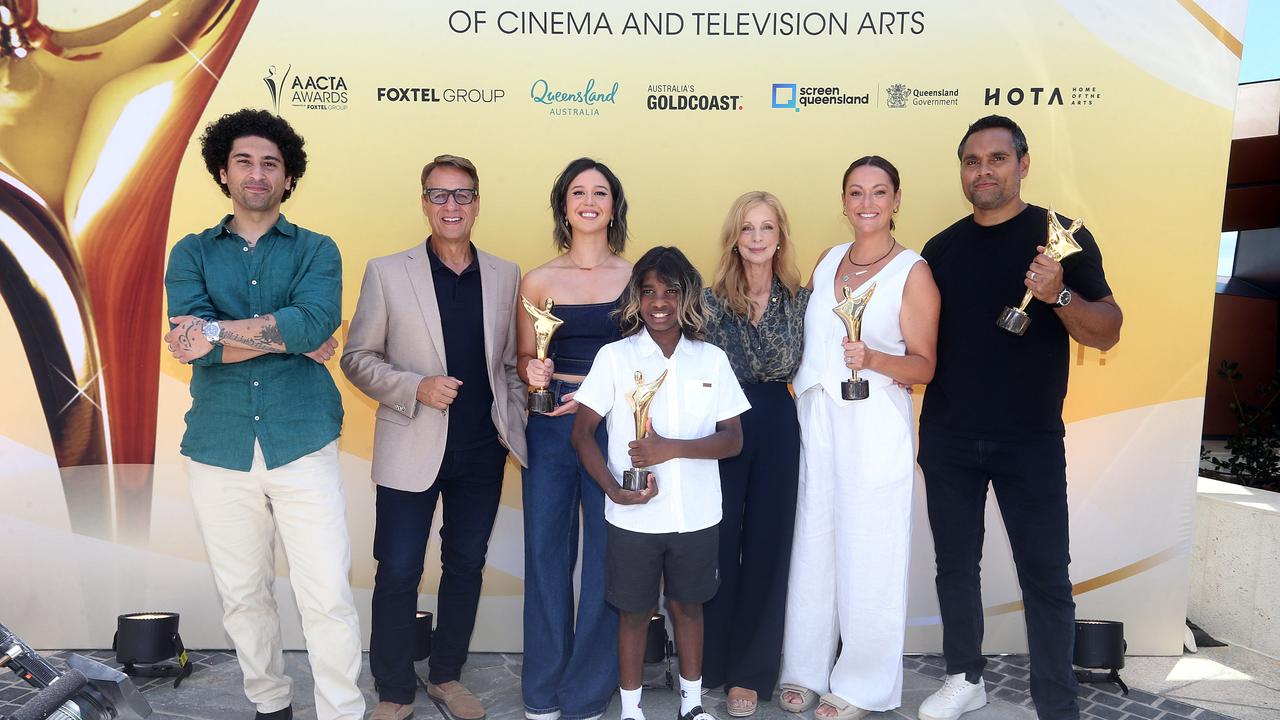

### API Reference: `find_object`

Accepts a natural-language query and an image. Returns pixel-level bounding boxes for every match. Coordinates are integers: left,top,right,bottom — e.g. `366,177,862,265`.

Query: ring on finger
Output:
1029,271,1037,281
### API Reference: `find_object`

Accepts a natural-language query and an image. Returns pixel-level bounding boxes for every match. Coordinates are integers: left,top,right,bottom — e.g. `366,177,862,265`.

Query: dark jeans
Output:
521,379,618,720
703,382,800,700
370,438,508,703
918,426,1079,720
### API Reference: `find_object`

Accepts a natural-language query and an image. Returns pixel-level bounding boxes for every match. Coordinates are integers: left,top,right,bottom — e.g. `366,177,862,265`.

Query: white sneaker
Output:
918,674,987,720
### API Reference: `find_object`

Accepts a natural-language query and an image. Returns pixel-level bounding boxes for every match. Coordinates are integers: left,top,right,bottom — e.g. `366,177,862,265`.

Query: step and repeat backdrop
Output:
0,0,1246,652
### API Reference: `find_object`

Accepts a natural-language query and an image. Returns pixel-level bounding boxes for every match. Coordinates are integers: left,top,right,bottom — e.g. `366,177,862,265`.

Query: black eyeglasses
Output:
423,187,478,205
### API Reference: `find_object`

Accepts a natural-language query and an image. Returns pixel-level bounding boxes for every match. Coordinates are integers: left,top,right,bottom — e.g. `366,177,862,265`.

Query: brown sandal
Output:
727,687,758,717
427,681,486,720
778,683,817,713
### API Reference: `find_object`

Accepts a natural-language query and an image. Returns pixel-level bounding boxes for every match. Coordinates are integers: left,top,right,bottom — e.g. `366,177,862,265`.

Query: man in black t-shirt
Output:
916,116,1123,720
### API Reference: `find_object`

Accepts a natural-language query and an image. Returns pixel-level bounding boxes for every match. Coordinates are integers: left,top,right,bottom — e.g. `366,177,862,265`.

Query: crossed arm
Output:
164,315,338,364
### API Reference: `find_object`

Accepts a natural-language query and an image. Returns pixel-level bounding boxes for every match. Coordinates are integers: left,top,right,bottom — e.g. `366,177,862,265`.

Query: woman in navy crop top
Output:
515,158,632,720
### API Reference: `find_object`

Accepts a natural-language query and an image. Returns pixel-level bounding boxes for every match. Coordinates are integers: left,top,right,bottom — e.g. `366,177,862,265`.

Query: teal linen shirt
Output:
165,214,343,471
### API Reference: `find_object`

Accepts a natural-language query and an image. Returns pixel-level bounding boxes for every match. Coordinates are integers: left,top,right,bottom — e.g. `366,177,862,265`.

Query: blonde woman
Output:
701,191,810,717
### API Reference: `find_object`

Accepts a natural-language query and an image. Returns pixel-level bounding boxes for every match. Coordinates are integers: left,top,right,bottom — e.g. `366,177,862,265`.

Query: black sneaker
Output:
678,706,715,720
255,707,292,720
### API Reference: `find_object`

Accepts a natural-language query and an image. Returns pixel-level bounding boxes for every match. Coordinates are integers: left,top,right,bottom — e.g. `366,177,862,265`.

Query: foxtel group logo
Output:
264,64,349,112
771,82,868,111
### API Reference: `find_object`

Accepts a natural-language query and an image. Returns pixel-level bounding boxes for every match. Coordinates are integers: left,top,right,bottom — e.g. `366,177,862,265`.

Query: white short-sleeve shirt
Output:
575,329,751,534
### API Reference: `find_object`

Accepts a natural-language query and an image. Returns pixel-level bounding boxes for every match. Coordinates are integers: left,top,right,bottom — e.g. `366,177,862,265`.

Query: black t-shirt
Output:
920,204,1112,438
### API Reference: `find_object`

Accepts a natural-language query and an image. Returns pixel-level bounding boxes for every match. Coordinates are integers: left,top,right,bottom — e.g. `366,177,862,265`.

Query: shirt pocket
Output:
680,378,716,425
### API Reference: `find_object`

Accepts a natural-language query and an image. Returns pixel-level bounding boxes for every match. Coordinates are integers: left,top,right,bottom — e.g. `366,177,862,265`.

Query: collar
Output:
217,213,295,239
425,236,480,274
632,327,691,360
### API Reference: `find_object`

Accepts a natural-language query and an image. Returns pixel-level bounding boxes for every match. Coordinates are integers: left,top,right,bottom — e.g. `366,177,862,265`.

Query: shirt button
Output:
253,415,261,421
253,313,260,318
242,246,249,252
250,279,258,285
253,381,260,387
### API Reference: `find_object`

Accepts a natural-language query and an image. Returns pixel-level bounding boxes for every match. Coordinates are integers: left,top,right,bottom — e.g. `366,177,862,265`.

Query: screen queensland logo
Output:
264,64,349,112
529,78,619,117
771,83,868,112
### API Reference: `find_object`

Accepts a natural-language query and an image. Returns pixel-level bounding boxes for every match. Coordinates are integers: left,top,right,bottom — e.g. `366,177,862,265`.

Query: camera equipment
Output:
0,621,151,720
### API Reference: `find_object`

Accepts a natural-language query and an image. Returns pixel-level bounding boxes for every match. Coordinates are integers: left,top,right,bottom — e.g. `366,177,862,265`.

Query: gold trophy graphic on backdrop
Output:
622,369,668,491
833,283,877,401
521,295,564,414
0,0,260,542
996,207,1085,336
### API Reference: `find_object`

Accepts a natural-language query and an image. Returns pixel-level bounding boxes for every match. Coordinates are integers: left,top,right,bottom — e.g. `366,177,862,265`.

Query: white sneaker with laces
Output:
918,674,987,720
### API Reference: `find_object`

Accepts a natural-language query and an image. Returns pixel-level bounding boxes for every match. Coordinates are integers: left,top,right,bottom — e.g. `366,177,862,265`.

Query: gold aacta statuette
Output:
622,369,668,491
520,295,564,414
996,207,1085,336
0,0,260,542
832,282,877,401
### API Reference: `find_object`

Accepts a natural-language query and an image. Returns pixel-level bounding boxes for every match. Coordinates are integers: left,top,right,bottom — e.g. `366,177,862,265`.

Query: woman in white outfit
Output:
778,156,940,720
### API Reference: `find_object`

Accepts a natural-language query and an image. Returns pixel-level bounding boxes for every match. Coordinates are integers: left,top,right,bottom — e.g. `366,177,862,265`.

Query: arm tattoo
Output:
255,321,285,347
221,328,281,352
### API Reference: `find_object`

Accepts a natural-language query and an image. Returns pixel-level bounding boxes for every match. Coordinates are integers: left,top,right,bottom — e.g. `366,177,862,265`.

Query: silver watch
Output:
1053,287,1072,308
202,319,223,345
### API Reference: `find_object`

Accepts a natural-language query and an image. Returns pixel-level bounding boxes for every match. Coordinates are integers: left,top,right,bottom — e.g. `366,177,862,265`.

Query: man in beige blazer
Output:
341,154,527,720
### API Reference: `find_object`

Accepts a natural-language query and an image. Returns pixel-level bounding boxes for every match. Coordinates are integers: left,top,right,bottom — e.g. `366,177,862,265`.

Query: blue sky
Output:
1240,1,1280,83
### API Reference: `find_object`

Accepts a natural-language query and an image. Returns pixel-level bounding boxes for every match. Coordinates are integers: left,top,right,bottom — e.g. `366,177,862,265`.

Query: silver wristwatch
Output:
1053,287,1073,308
202,319,224,345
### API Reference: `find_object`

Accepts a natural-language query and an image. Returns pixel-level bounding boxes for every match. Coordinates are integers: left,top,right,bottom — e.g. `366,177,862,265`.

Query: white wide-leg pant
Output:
780,387,914,712
187,441,365,720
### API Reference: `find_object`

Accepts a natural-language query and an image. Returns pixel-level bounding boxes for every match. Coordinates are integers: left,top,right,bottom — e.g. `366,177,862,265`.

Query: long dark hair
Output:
841,155,902,231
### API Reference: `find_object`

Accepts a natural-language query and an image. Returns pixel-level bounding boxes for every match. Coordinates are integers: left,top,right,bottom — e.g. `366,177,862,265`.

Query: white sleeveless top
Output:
793,243,923,403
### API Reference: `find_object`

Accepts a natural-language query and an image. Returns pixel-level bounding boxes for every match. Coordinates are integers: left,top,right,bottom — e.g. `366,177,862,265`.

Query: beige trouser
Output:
187,441,365,720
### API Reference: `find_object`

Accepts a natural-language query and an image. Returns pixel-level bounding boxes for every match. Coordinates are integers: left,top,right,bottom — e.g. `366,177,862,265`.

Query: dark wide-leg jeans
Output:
370,438,508,704
703,382,801,700
918,426,1080,720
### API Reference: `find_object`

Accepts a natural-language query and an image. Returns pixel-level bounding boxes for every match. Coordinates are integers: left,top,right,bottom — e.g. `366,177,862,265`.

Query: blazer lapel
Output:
478,250,498,369
406,244,449,370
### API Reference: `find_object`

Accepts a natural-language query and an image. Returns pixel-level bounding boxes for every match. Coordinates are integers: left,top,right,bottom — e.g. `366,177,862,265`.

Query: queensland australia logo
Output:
264,64,348,111
771,83,868,112
530,78,619,117
885,83,959,108
646,84,743,111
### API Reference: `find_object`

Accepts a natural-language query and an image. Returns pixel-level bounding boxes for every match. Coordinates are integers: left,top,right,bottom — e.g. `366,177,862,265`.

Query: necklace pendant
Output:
840,274,850,282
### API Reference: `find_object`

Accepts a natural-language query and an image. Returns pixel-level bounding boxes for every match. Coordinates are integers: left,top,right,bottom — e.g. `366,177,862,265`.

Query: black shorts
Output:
605,523,719,613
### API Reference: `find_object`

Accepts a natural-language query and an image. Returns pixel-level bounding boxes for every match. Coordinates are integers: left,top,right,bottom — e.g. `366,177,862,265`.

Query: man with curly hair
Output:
163,108,363,720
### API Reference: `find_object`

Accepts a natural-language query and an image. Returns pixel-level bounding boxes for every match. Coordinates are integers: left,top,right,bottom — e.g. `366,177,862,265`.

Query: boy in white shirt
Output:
572,247,751,720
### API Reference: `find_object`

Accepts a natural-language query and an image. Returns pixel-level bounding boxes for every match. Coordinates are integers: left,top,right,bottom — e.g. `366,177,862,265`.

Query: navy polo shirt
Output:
426,238,498,452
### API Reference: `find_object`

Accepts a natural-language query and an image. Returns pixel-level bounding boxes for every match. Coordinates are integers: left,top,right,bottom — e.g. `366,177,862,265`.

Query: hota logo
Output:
771,83,868,111
264,64,349,112
530,78,619,117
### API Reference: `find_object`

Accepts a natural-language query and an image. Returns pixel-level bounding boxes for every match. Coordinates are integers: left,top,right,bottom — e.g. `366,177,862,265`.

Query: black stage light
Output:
113,612,193,688
1073,619,1127,694
414,611,433,662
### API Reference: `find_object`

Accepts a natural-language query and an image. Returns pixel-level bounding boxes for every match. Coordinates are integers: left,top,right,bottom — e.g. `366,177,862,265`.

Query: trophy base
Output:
622,468,652,492
841,378,870,401
997,306,1031,336
528,388,554,414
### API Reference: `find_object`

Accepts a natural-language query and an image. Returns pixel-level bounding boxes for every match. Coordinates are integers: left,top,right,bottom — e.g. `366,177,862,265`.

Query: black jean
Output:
702,382,801,700
918,426,1079,720
370,439,508,703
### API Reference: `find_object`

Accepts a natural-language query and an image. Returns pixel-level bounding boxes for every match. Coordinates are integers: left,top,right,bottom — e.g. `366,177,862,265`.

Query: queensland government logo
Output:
885,83,958,108
771,83,868,112
264,64,348,112
376,86,506,103
646,84,742,111
530,78,618,117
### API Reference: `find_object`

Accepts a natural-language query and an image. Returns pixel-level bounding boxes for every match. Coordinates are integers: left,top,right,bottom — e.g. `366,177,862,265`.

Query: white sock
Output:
620,686,645,720
679,676,702,715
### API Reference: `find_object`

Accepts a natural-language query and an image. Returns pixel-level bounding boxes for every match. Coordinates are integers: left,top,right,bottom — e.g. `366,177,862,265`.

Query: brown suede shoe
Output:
427,681,486,720
369,702,413,720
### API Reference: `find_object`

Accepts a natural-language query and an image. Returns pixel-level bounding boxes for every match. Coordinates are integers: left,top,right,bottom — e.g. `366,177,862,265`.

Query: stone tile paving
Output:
0,652,1244,720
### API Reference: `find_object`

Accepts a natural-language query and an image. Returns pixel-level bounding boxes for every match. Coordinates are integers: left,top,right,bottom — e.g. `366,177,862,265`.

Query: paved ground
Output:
3,649,1273,720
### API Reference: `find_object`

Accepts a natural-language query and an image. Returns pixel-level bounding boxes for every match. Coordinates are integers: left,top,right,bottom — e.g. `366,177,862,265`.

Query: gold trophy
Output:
996,207,1085,336
832,283,877,401
622,370,668,491
521,296,565,414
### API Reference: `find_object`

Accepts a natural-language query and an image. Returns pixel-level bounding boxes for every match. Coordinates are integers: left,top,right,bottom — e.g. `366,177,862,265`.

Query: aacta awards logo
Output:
265,64,349,112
